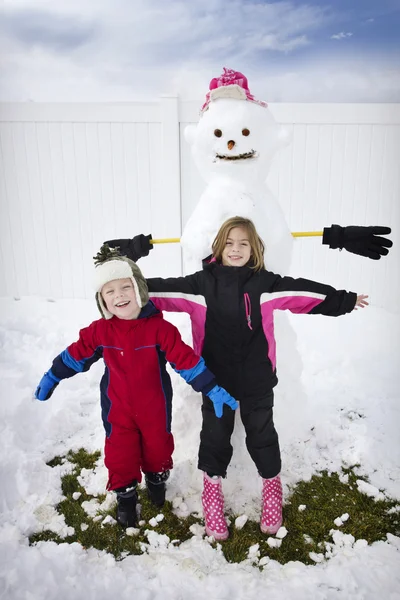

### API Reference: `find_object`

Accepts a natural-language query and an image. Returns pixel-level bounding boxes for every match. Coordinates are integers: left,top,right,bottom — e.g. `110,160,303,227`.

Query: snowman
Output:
181,67,293,275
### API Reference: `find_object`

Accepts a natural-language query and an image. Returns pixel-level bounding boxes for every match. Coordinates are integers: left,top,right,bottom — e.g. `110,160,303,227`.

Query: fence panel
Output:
0,101,399,312
0,100,182,298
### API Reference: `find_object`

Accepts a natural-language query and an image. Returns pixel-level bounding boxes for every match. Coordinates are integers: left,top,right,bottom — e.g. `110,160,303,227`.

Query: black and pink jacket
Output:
145,260,357,403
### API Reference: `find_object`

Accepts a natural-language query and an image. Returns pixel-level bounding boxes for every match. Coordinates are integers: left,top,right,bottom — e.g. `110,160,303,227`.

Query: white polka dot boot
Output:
202,472,229,540
260,474,283,535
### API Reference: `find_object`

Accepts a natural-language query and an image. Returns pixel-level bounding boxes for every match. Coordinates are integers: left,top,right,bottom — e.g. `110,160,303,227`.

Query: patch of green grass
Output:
268,469,399,565
65,448,101,470
31,448,202,560
30,449,400,565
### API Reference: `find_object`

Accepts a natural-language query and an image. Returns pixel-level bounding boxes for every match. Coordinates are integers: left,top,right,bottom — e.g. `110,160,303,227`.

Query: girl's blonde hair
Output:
212,217,266,272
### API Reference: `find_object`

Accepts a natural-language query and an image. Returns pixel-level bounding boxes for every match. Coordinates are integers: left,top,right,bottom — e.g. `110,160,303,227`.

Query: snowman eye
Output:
242,128,250,137
214,129,222,138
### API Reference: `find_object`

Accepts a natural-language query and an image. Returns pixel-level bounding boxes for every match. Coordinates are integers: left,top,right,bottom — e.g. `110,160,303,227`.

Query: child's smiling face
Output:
101,278,140,320
221,226,251,267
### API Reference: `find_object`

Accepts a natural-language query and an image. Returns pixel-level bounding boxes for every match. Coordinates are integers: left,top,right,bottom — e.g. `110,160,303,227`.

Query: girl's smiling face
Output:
101,278,140,320
221,226,251,267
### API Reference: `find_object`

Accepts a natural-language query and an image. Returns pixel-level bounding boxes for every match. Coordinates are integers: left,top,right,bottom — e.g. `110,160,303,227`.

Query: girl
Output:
106,217,368,539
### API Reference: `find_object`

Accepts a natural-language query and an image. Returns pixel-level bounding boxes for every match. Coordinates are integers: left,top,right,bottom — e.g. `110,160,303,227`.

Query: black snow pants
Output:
197,390,281,479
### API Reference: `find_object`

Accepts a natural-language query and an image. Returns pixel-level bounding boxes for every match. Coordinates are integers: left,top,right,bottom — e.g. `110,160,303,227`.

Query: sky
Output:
0,298,399,599
0,0,400,102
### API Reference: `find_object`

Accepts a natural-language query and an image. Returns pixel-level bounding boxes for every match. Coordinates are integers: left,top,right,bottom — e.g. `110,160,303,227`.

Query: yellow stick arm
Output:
150,231,323,244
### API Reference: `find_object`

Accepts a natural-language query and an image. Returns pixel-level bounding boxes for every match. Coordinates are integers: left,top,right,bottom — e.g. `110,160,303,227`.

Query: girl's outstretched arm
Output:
263,272,358,317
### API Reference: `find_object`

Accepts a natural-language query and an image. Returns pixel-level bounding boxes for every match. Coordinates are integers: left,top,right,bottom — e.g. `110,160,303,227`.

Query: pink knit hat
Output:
200,67,268,114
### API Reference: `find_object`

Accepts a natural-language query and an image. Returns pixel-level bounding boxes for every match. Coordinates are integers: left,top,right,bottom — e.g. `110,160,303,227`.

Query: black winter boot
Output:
145,471,170,507
115,483,138,528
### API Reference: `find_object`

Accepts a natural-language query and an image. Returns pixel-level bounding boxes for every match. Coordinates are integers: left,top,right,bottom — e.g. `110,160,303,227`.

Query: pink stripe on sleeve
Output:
260,292,325,370
150,294,207,355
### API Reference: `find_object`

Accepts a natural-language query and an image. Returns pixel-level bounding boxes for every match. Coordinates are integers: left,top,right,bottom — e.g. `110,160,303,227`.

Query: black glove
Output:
104,234,153,262
322,225,393,260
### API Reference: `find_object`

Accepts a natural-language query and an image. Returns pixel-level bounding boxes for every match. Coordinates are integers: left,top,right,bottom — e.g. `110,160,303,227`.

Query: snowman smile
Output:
215,150,257,161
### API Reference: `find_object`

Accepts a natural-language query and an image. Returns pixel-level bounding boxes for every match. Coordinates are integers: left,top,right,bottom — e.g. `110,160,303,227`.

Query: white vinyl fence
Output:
0,100,399,312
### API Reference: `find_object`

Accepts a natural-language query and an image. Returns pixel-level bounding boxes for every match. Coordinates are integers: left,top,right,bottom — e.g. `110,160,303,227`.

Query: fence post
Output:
159,95,183,274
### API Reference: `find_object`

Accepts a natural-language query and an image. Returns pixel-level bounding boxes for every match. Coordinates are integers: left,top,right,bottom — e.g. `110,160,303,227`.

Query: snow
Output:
334,514,350,528
0,296,399,599
356,480,386,502
148,514,164,527
235,515,248,530
276,527,288,539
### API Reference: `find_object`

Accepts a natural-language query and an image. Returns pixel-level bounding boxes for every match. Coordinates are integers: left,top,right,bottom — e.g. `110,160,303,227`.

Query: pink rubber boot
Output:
260,474,283,535
202,473,229,540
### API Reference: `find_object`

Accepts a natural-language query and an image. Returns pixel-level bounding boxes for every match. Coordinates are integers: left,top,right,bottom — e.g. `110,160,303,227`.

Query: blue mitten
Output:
207,385,239,418
35,371,60,401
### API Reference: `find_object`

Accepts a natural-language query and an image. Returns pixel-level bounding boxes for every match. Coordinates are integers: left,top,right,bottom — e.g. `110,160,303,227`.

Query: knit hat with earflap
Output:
93,244,149,319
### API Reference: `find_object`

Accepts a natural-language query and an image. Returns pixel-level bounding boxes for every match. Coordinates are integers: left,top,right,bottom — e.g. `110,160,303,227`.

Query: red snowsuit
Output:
50,302,217,489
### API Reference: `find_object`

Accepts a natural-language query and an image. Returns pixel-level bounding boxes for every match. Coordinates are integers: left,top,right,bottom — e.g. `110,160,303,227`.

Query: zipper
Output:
244,293,253,330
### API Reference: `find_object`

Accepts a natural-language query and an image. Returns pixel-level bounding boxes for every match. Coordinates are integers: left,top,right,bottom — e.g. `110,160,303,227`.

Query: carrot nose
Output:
227,140,235,150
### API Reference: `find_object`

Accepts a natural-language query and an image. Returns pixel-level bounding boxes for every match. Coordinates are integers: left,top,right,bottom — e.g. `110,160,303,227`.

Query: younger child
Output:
106,217,368,540
35,246,238,528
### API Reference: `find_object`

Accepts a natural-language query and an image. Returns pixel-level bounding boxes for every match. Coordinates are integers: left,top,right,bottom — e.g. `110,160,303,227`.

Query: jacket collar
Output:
108,301,160,330
203,255,255,283
138,300,160,319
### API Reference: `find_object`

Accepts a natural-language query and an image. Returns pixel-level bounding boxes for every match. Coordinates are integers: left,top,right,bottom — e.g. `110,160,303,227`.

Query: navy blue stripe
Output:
187,369,216,393
51,354,78,380
156,347,173,433
200,377,217,396
100,368,112,438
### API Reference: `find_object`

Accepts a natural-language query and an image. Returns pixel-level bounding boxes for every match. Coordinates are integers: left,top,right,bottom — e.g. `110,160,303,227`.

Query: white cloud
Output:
0,1,399,102
331,32,353,40
257,34,310,53
0,1,330,68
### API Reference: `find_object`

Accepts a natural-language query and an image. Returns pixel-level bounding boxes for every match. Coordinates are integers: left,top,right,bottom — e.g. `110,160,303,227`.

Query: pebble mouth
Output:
215,150,256,161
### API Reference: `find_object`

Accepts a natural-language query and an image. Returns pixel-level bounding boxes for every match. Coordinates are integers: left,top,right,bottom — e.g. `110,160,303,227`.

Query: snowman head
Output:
185,68,288,183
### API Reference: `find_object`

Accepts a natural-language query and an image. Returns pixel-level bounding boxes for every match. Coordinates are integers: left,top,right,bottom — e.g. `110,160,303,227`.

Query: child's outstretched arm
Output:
35,324,102,401
264,273,361,317
157,318,238,418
